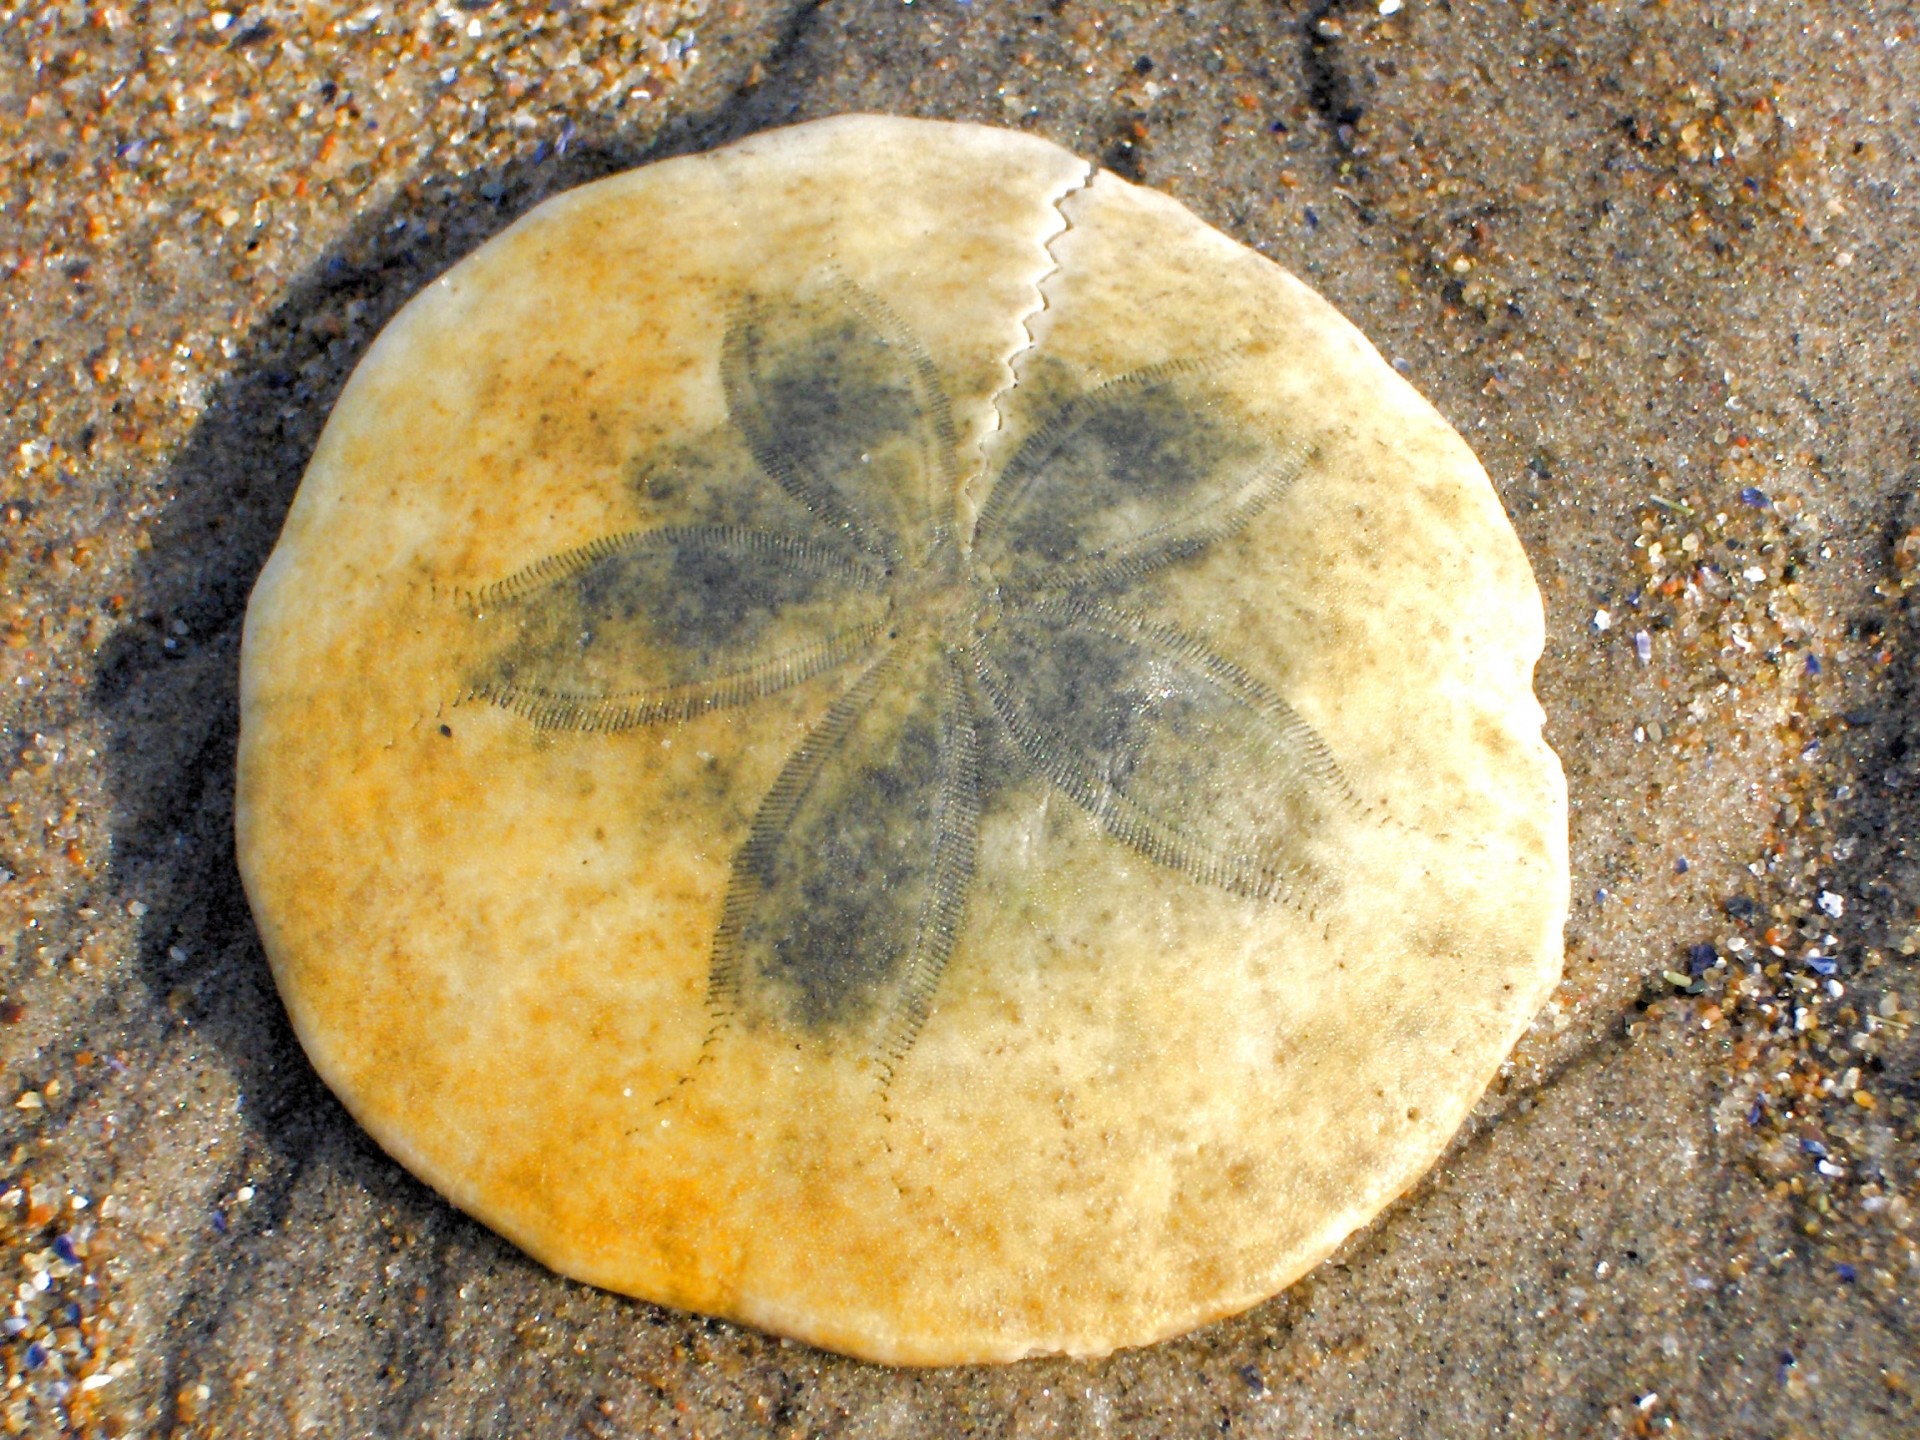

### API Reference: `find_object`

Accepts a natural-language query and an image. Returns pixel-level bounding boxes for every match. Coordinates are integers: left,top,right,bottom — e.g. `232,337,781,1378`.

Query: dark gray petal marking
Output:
721,282,956,566
708,638,979,1047
468,287,1349,1061
974,600,1346,904
973,363,1307,596
469,526,888,730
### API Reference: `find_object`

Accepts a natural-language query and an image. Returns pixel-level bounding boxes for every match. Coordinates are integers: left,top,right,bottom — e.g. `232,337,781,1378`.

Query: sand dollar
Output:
236,115,1567,1364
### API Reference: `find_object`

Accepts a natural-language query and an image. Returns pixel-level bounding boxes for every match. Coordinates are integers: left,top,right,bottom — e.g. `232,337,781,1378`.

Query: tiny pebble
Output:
1634,630,1652,664
1740,486,1771,507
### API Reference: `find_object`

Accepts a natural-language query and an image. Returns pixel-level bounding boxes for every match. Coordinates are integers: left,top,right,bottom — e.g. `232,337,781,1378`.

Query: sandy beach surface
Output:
1,2,1915,1435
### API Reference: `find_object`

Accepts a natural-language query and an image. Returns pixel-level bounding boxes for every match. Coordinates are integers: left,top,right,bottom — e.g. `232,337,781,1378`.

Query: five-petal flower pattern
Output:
466,279,1348,1064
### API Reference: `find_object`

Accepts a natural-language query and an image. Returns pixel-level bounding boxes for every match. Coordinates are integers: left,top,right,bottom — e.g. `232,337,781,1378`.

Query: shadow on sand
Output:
83,55,884,1426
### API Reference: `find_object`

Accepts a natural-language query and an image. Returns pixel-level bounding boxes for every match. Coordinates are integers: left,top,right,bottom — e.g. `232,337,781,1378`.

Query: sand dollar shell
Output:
236,115,1567,1364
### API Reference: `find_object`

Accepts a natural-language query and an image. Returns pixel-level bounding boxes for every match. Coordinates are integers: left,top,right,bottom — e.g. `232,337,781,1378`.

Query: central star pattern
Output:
467,279,1347,1065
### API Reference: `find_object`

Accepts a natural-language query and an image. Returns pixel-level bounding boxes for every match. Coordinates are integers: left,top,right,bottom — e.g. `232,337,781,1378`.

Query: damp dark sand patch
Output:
234,115,1566,1364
